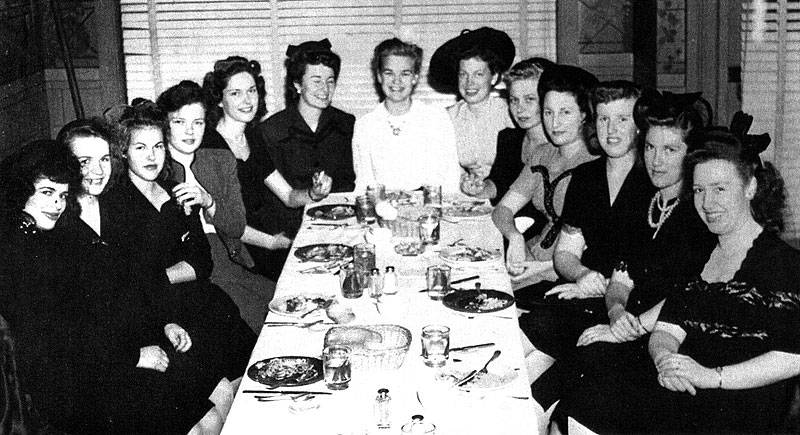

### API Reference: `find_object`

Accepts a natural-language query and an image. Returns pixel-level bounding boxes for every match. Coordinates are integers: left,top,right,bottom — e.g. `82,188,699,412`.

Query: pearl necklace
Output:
647,191,679,239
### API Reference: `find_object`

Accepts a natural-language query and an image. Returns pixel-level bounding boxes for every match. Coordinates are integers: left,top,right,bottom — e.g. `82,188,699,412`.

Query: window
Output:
120,0,556,116
741,0,800,244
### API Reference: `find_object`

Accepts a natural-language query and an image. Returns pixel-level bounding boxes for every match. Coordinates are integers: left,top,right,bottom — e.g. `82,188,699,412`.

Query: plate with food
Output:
439,363,518,391
442,289,514,313
439,245,502,263
306,204,356,220
247,356,323,387
294,244,353,263
385,190,414,205
269,294,336,317
442,203,493,218
394,240,425,256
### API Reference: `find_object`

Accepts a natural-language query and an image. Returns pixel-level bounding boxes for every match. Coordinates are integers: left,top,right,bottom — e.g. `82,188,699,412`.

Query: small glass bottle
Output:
383,266,398,295
369,268,383,298
374,388,391,429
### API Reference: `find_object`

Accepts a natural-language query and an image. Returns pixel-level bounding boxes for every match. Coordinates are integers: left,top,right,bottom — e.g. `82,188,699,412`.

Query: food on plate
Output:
394,241,425,256
442,203,492,218
442,289,515,313
441,245,500,262
464,292,508,312
249,357,320,386
276,295,334,314
295,244,353,262
309,204,356,220
385,190,413,204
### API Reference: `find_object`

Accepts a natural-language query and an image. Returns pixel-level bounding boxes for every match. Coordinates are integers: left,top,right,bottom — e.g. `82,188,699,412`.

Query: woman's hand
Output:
657,373,697,395
545,271,607,299
310,171,332,200
137,345,169,372
655,352,717,391
608,307,646,341
465,162,491,180
172,182,213,216
505,233,528,277
460,173,486,197
268,232,293,250
576,324,621,346
164,323,192,353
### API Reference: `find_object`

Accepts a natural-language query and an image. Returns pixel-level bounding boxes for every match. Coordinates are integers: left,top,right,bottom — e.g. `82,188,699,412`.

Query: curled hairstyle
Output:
0,140,82,221
202,56,267,127
592,80,643,156
370,38,422,100
113,100,172,182
156,80,207,143
57,117,120,193
684,128,785,233
537,64,599,153
503,57,553,88
456,46,503,77
633,89,711,150
284,39,341,105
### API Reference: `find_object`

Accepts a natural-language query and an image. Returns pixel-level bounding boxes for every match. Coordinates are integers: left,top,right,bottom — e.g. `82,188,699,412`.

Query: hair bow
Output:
286,38,333,57
729,111,771,156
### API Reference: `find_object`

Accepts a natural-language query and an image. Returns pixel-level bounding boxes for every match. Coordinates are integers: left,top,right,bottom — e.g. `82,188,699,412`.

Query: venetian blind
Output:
120,0,556,117
741,0,800,244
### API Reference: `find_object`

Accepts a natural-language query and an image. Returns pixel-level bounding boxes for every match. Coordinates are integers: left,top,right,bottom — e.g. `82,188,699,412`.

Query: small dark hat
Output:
429,27,516,93
286,38,333,58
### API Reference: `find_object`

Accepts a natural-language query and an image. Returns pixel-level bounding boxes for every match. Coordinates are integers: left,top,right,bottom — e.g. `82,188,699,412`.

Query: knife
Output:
417,275,479,292
450,342,495,353
455,370,479,387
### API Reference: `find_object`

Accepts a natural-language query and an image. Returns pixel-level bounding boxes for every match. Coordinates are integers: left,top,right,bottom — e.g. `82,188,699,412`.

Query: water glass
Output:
354,243,376,272
422,185,442,207
426,264,451,300
421,325,450,368
356,195,376,224
323,345,352,390
418,211,440,245
366,184,386,205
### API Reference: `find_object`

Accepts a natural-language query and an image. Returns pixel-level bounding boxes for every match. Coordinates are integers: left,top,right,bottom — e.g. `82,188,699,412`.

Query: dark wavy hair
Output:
684,128,785,233
284,42,341,105
592,80,643,159
156,80,207,145
634,89,711,149
112,100,172,182
370,38,423,101
56,117,119,194
202,56,267,127
456,45,504,78
537,64,599,153
0,140,83,225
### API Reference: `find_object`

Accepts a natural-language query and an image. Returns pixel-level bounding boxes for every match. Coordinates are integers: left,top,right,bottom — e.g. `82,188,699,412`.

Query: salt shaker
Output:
374,388,391,429
383,266,397,295
369,268,383,298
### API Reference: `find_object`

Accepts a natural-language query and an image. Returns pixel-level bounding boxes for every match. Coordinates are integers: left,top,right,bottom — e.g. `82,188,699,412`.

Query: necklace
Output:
387,118,405,136
647,191,679,239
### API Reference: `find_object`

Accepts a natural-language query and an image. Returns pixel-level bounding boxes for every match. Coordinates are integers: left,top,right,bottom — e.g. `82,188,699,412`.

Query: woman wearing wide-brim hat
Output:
430,27,517,179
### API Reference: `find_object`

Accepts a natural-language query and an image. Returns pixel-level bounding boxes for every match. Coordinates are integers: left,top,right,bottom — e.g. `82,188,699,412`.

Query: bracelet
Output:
715,366,724,389
307,188,322,202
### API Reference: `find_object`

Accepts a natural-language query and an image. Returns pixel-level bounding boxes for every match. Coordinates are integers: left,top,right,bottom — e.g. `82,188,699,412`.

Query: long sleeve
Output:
428,105,463,193
352,114,377,193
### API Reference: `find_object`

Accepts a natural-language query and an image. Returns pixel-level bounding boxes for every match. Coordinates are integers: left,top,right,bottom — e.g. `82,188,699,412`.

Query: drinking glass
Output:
422,185,442,207
366,184,386,205
421,325,450,368
356,195,376,224
339,263,363,299
426,264,451,300
418,211,440,245
323,345,352,390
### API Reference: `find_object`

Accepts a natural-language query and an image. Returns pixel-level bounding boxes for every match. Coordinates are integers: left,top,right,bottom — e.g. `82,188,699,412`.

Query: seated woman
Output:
0,139,224,434
429,27,516,178
553,128,800,434
157,80,278,332
491,63,598,287
528,91,717,429
254,39,355,236
352,38,462,193
57,119,236,433
516,80,654,383
202,56,315,280
102,101,256,393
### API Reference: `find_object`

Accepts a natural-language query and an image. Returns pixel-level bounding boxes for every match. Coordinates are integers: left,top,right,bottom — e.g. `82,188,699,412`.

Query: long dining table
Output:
222,192,537,435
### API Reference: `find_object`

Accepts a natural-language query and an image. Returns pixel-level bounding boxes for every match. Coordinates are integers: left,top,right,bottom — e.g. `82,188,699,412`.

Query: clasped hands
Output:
460,163,491,196
173,182,214,216
309,170,332,201
136,323,192,372
653,352,718,395
545,270,608,300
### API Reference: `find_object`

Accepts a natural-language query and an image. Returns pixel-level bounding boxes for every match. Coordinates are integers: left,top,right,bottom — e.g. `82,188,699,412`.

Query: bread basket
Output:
324,324,412,370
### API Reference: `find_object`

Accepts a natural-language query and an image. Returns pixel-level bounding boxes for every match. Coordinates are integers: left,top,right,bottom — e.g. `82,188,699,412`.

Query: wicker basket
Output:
324,324,412,370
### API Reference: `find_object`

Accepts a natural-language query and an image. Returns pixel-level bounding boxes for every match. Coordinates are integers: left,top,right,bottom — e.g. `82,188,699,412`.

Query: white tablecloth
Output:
222,193,536,435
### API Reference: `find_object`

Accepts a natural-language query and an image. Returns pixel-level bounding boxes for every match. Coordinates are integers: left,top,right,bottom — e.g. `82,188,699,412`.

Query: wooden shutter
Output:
741,0,800,244
121,0,556,117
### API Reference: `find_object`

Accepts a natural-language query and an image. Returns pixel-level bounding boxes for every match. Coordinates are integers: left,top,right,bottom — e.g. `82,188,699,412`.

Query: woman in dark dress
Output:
528,91,716,430
55,119,230,434
102,102,256,394
202,56,329,280
516,80,654,387
554,128,800,433
252,39,355,238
